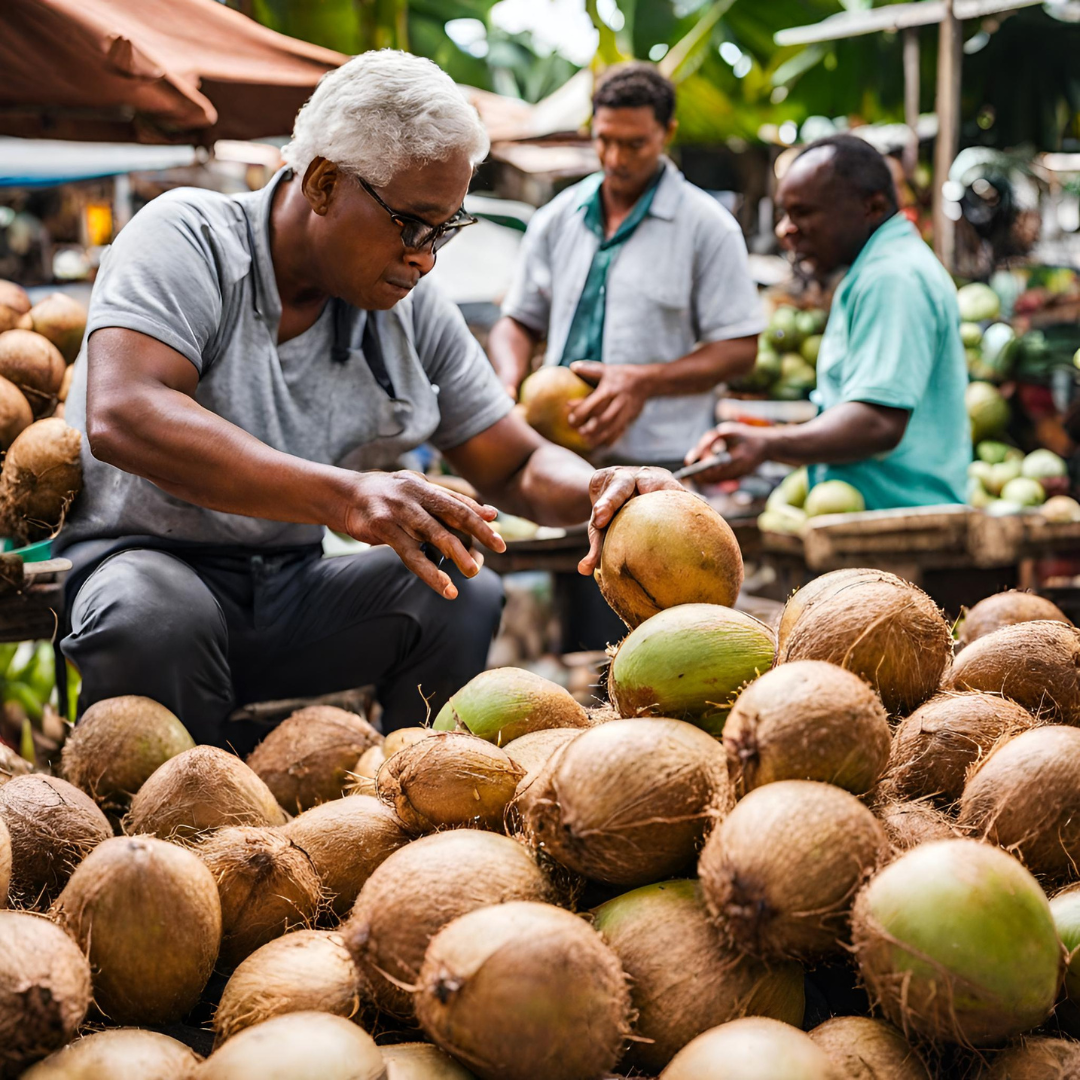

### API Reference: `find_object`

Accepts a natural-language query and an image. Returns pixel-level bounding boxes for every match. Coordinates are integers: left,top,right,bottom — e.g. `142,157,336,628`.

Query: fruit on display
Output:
957,282,1002,322
803,479,865,517
958,591,1071,648
966,381,1010,444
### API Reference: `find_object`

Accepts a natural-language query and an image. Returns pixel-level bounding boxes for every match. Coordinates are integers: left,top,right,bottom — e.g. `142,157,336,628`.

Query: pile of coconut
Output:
0,281,86,546
5,488,1080,1077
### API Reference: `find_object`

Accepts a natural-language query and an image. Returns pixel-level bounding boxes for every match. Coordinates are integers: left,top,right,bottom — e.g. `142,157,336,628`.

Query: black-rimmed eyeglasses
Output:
356,175,477,255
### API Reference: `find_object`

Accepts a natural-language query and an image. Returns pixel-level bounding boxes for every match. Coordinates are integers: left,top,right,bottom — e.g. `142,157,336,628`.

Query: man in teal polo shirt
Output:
686,134,970,508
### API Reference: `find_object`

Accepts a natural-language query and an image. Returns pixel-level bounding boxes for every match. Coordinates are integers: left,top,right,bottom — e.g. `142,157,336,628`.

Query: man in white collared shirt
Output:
489,63,763,468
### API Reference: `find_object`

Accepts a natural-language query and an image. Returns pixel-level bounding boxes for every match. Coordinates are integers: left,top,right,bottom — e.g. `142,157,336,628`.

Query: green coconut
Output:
698,780,887,960
593,879,804,1074
777,569,952,716
434,667,589,745
967,381,1010,444
608,604,775,734
851,839,1064,1046
197,1011,385,1080
984,1037,1080,1080
516,717,732,887
661,1017,842,1080
382,1043,479,1079
414,901,632,1080
958,592,1071,649
804,480,865,517
807,1016,930,1080
61,695,195,812
723,660,890,796
21,1028,202,1080
958,725,1080,878
0,910,92,1077
595,489,744,629
50,835,222,1025
1051,887,1080,1005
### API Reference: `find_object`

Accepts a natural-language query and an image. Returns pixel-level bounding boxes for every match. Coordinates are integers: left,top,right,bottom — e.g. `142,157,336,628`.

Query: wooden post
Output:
932,0,963,270
903,28,920,179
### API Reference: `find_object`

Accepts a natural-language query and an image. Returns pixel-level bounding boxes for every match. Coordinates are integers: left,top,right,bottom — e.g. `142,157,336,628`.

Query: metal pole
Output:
932,0,962,270
903,27,920,179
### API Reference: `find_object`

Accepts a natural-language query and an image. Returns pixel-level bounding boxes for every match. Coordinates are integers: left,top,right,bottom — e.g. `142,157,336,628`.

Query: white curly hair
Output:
283,50,490,186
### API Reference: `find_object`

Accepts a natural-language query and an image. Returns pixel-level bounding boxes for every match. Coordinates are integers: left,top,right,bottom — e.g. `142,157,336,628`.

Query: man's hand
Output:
343,471,506,600
684,422,775,484
567,362,651,449
578,466,684,576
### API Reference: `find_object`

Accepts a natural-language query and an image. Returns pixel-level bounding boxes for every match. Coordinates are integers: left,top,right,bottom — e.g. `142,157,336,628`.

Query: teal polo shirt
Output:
810,213,970,510
558,169,662,366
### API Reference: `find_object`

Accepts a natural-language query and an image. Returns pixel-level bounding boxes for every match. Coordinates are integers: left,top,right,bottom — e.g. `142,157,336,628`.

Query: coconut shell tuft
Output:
698,780,887,960
61,695,195,812
376,731,523,834
983,1036,1080,1080
949,621,1080,725
724,660,890,796
959,591,1071,649
21,1027,203,1080
382,1042,478,1079
517,717,732,887
0,910,92,1077
595,489,744,629
125,745,288,842
0,774,112,907
882,691,1036,805
50,834,222,1025
958,725,1080,878
875,797,959,854
341,829,560,1018
282,794,411,918
196,825,323,967
593,879,805,1073
0,418,82,544
246,706,382,814
213,929,363,1046
415,900,632,1080
808,1016,931,1080
777,569,952,715
852,839,1064,1046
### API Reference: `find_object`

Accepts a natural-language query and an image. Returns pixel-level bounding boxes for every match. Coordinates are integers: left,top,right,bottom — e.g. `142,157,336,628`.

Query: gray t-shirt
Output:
60,169,513,551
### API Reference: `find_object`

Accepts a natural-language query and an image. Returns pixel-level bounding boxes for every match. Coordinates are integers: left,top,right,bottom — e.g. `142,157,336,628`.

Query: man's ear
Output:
302,157,340,217
866,189,892,224
664,119,679,146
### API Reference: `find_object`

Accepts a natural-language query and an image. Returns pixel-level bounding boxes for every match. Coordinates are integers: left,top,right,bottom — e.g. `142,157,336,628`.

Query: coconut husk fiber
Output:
0,330,64,418
983,1036,1080,1079
808,1016,931,1080
0,418,82,544
875,796,959,855
958,591,1071,650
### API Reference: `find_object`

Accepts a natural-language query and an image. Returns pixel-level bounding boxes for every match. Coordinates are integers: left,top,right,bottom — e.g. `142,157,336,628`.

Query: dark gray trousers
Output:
60,543,504,754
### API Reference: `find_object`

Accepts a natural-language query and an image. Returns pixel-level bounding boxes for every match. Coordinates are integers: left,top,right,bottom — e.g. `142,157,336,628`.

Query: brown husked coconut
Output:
0,817,9,908
0,418,82,544
883,692,1036,804
213,929,362,1045
777,569,952,715
984,1036,1080,1079
196,826,323,967
282,794,411,918
875,797,958,854
724,660,890,796
0,330,64,417
662,1018,842,1080
776,568,868,649
516,717,732,887
354,744,386,779
959,591,1072,650
197,1010,385,1080
0,282,31,334
0,376,31,452
0,910,91,1077
384,726,436,757
958,725,1080,877
415,901,631,1080
50,835,221,1024
382,1042,478,1079
61,695,195,812
808,1016,931,1080
592,879,805,1073
595,489,744,629
501,728,581,778
21,1027,203,1080
28,293,87,365
949,621,1080,725
0,743,30,785
376,731,524,834
341,829,560,1017
0,774,111,907
698,780,887,960
519,366,592,455
246,706,382,814
125,745,288,841
57,363,74,404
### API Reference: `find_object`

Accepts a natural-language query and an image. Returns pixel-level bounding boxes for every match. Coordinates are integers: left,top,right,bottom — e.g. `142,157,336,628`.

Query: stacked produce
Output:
758,465,866,535
734,304,827,399
6,490,1080,1077
967,440,1077,517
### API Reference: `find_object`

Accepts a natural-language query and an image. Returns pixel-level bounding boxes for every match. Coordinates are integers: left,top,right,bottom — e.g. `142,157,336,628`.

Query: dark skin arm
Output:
487,316,540,398
684,401,910,483
85,327,506,600
567,335,758,450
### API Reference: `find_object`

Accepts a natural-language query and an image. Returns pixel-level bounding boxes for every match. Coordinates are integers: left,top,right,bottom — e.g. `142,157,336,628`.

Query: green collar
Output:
577,166,665,249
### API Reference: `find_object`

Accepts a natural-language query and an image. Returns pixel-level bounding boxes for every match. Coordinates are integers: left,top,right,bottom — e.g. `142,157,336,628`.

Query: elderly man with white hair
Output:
58,50,679,751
